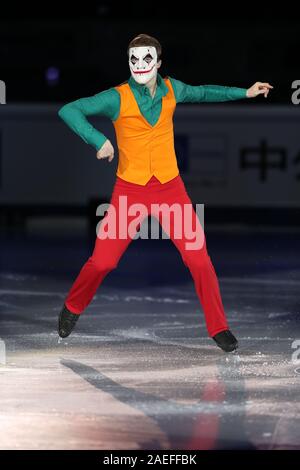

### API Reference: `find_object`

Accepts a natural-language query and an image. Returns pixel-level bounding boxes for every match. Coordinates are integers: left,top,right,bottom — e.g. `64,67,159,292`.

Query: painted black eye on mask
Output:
130,55,138,65
144,54,153,64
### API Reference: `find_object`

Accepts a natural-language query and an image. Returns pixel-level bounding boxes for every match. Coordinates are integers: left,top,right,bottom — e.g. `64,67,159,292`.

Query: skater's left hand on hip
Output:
246,82,273,98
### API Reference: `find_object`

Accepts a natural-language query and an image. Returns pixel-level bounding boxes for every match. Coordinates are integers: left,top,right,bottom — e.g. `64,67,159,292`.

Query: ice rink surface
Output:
0,229,300,449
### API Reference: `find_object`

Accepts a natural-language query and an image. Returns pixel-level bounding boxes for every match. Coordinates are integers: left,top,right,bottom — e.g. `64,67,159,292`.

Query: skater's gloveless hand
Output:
96,139,115,162
246,82,273,98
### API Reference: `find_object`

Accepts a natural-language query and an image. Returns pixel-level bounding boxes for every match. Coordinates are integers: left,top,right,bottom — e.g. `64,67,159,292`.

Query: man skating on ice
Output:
57,34,272,352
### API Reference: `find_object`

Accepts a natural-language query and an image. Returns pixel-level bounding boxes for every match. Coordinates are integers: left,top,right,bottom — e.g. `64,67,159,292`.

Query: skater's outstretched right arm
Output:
58,88,120,162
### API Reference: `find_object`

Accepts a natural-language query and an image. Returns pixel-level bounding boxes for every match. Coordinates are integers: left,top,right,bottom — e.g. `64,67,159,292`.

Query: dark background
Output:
0,2,298,104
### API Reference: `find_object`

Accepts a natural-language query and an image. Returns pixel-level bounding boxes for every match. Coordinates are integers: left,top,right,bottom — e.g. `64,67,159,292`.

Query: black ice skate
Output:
213,330,238,352
58,304,80,338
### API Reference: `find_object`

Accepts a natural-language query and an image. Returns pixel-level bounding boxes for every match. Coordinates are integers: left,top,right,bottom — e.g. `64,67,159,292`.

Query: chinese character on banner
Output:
240,139,287,181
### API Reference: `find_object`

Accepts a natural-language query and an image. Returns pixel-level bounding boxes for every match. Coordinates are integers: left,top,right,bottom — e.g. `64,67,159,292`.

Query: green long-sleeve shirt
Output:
58,72,248,151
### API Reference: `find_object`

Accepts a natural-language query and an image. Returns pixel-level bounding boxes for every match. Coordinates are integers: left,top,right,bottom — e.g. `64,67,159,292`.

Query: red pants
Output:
65,174,229,337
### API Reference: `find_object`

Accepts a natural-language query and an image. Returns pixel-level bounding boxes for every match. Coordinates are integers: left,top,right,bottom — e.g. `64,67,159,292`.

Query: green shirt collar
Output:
128,72,169,99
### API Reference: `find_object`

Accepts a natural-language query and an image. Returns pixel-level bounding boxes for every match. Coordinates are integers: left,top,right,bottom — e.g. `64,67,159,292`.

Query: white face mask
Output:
128,46,158,85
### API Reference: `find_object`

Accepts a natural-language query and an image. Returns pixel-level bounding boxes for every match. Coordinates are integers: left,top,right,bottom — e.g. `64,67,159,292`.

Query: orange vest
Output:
113,77,179,185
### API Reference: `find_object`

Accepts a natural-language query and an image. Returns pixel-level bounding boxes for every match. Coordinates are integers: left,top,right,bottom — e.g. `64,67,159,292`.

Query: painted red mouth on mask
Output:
132,64,155,74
